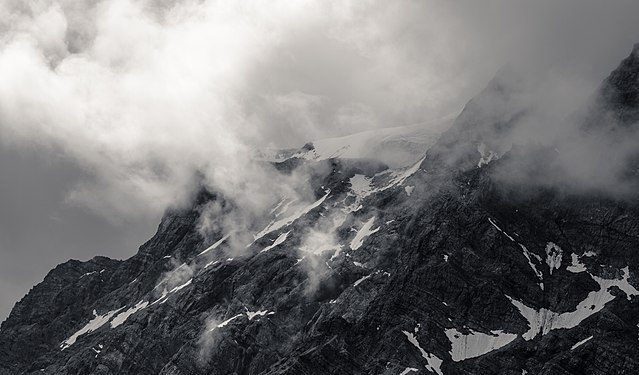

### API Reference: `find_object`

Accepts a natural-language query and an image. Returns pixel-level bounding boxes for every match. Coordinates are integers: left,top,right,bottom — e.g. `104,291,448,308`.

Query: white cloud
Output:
1,0,638,220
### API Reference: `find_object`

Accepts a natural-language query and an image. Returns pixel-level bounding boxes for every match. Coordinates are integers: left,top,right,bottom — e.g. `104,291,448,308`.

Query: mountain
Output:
2,46,639,375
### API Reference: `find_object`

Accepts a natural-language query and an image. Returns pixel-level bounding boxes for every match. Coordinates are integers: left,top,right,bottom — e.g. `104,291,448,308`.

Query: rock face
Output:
3,47,639,375
595,43,639,127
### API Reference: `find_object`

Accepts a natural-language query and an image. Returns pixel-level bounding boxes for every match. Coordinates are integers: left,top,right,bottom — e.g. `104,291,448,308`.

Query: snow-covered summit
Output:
256,116,452,168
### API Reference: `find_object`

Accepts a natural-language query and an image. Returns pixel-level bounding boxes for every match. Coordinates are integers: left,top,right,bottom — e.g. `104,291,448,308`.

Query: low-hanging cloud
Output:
0,0,318,220
1,0,639,222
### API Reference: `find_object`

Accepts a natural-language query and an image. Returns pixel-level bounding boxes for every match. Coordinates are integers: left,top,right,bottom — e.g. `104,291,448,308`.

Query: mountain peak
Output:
593,43,639,126
5,44,639,375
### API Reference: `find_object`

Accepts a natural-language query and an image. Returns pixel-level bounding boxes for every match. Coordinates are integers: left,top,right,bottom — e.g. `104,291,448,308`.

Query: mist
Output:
1,0,639,221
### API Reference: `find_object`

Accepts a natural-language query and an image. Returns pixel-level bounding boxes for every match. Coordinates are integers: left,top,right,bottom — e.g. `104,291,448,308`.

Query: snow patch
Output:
477,142,499,167
350,174,374,199
341,174,374,213
567,253,587,273
350,217,380,250
445,328,517,361
60,308,124,350
110,300,149,328
260,231,291,253
341,159,424,215
545,242,563,275
508,267,638,340
404,186,415,196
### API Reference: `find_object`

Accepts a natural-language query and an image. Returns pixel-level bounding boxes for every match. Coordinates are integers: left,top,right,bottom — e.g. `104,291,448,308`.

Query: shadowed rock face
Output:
3,47,639,375
596,44,639,126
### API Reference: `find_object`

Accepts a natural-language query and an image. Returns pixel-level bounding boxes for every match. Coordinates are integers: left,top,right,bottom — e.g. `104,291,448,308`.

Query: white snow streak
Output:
488,218,515,242
353,274,372,287
350,217,380,250
402,330,443,375
198,233,231,256
210,314,243,332
245,310,275,320
79,271,98,278
399,368,419,375
152,279,192,305
269,198,286,215
204,260,220,268
488,219,543,289
260,231,291,253
571,335,593,350
388,157,424,187
519,244,544,290
210,310,274,332
110,300,149,328
254,192,329,242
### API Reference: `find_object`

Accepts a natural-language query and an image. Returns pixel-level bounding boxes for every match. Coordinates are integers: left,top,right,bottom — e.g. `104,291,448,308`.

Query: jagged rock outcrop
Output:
595,43,639,126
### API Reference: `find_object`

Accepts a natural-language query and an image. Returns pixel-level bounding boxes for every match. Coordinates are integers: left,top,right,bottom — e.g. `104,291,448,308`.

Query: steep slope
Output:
2,46,639,375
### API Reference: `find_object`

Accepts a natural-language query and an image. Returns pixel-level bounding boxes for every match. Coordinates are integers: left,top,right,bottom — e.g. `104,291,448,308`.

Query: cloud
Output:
0,0,322,220
1,0,639,222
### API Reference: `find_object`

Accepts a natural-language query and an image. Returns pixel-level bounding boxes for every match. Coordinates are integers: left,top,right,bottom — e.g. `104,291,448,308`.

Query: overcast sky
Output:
1,0,639,321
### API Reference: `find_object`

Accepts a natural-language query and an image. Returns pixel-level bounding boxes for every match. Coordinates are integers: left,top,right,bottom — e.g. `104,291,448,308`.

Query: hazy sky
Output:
1,0,639,321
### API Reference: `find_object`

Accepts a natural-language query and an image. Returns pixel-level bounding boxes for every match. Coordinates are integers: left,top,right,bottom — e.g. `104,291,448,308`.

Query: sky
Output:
1,0,639,321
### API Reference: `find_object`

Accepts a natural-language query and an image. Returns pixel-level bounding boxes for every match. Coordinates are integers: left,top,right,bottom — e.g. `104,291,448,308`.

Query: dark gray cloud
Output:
1,0,639,320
